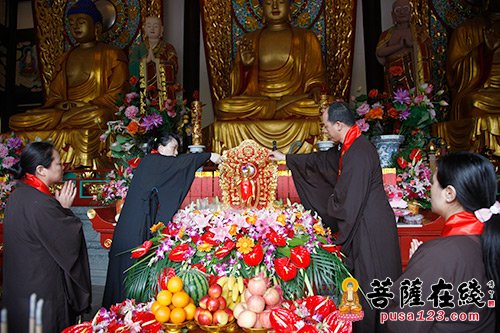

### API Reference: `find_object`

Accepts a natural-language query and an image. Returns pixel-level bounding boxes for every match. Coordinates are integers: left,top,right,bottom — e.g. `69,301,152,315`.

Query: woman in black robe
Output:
2,142,91,333
384,152,498,332
102,133,222,308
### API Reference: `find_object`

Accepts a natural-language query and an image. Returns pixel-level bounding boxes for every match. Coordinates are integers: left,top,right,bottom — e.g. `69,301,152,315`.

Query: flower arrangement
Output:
0,133,24,219
101,77,192,167
395,148,432,210
93,165,134,206
125,201,349,303
353,83,446,144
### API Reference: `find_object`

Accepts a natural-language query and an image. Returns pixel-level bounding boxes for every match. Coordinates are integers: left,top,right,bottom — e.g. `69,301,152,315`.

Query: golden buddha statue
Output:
447,2,500,120
376,0,431,95
339,277,363,315
9,0,128,168
438,0,500,155
129,16,178,100
212,0,326,153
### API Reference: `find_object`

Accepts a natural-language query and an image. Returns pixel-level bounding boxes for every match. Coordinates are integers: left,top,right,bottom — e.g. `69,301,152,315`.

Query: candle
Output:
29,293,36,333
35,299,44,333
1,308,7,333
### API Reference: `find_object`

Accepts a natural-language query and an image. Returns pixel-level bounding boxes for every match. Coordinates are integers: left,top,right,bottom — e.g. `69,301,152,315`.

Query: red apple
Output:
207,298,221,312
217,296,227,310
199,295,210,309
194,307,203,322
197,309,213,325
208,284,223,299
213,309,229,326
224,308,234,322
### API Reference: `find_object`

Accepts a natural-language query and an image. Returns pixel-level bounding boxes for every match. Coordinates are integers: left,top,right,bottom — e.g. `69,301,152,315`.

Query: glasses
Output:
394,5,410,15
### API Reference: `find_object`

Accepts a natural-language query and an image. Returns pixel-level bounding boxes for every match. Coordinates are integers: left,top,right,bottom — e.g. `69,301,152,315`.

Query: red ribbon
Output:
441,211,484,237
23,173,51,196
338,125,361,178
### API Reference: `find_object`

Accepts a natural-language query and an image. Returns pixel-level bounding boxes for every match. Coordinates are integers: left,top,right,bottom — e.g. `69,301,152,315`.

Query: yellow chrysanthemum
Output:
178,227,185,238
197,242,213,252
150,222,164,233
229,224,238,236
236,236,255,254
295,211,303,219
246,215,257,225
294,223,306,232
277,214,287,226
313,223,325,235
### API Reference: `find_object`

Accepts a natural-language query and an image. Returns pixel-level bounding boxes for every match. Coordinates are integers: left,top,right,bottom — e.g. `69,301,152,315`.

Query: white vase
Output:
371,134,405,168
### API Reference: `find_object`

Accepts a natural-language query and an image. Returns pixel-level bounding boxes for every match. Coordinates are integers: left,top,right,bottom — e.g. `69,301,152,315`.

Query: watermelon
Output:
179,268,209,305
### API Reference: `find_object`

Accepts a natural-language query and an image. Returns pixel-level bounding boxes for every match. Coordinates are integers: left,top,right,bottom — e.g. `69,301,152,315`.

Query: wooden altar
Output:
88,170,443,270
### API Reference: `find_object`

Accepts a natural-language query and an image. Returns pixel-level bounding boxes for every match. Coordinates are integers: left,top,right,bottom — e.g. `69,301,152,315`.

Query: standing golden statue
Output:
212,0,326,153
9,0,129,168
128,16,178,101
447,1,500,120
376,0,431,94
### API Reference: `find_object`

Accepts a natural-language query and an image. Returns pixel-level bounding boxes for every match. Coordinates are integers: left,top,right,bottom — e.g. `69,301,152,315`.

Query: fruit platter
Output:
63,202,354,332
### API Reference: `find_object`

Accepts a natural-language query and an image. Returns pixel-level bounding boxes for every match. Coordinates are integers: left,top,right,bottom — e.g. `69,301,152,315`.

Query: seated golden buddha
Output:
339,278,363,315
213,0,325,153
440,2,500,155
9,0,128,168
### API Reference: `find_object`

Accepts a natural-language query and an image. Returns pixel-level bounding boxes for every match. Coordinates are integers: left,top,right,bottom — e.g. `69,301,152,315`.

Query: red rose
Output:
389,65,403,76
129,76,138,86
368,89,379,98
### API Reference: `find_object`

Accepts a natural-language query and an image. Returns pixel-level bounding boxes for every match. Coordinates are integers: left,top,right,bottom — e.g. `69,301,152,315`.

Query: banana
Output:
232,288,239,302
237,276,244,294
217,276,229,287
227,275,236,291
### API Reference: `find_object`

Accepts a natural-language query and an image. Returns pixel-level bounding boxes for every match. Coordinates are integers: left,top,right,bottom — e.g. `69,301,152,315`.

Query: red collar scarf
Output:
150,149,159,154
23,173,51,196
338,125,361,178
441,211,484,237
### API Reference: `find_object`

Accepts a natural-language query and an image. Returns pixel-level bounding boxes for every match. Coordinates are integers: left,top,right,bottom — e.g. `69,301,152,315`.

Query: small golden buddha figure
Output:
240,165,256,207
216,0,325,120
339,278,363,315
447,1,500,120
376,0,431,95
9,0,128,168
129,16,178,99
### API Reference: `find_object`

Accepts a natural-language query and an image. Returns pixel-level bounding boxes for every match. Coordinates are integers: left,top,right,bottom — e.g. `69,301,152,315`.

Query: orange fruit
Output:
156,290,173,306
172,291,190,308
170,307,186,324
184,303,196,321
169,304,176,310
167,276,184,293
151,300,162,314
154,306,171,323
189,297,194,304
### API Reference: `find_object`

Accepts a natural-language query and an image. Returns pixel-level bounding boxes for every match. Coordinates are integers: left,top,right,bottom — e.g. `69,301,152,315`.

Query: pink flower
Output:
356,102,370,116
124,105,139,119
0,144,8,158
424,84,433,95
2,156,16,169
356,119,369,132
414,95,425,104
99,134,108,142
124,92,139,104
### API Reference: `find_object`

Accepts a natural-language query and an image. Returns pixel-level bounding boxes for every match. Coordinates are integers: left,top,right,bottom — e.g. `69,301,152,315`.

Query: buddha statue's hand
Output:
484,26,500,50
239,38,255,66
310,88,322,104
56,101,89,110
402,35,413,47
147,46,155,62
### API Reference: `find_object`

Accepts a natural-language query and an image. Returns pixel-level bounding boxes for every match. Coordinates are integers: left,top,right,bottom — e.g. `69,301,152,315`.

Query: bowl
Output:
185,321,198,330
162,322,187,333
197,320,235,333
242,328,270,333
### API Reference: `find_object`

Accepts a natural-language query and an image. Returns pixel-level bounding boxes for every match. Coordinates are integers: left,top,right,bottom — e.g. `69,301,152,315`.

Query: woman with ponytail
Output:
384,152,498,332
2,141,91,332
103,132,223,307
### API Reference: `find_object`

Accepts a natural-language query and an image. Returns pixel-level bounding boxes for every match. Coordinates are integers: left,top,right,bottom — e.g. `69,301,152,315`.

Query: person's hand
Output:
210,153,224,164
147,47,155,62
269,150,286,161
409,238,423,259
55,181,77,209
